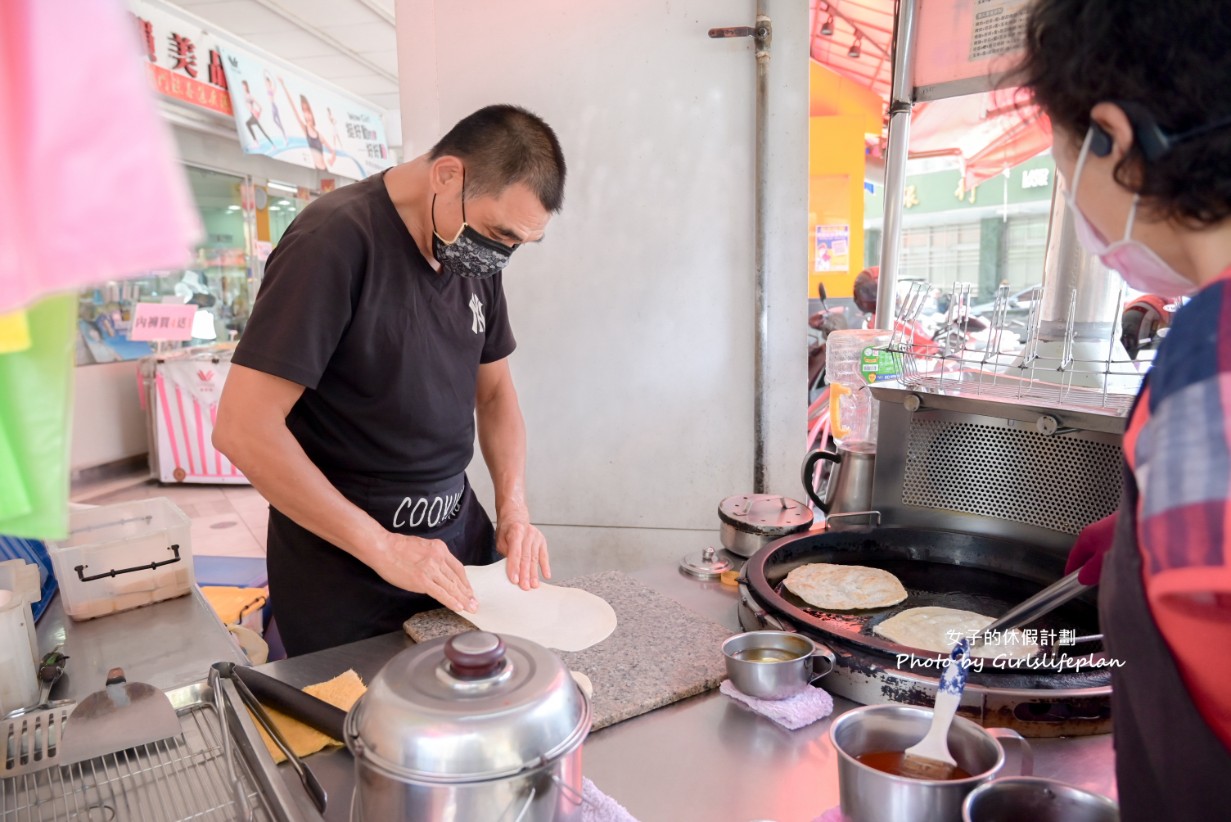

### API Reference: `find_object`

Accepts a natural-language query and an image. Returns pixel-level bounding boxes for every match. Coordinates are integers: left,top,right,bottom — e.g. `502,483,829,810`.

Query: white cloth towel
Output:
719,679,835,730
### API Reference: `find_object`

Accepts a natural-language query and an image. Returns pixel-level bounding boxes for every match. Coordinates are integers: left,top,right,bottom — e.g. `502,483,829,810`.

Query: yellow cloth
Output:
0,310,30,353
251,669,366,763
201,585,268,625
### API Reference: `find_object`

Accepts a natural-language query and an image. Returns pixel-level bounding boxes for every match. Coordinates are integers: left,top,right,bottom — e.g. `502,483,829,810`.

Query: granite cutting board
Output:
403,570,733,731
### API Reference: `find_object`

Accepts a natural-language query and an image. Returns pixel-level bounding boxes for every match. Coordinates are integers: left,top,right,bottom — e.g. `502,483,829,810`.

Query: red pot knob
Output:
444,632,506,679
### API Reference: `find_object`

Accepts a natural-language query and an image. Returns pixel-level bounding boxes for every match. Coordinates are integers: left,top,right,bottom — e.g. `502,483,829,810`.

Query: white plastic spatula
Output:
901,638,970,780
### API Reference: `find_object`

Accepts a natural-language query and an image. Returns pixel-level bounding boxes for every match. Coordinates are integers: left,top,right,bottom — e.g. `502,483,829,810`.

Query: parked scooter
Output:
808,282,852,400
1120,294,1173,360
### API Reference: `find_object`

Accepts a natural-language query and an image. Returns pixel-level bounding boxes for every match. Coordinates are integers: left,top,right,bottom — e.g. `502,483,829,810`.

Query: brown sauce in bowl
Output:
854,750,973,781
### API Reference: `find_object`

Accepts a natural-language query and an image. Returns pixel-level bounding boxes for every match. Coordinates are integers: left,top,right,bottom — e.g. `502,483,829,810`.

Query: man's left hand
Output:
496,519,551,590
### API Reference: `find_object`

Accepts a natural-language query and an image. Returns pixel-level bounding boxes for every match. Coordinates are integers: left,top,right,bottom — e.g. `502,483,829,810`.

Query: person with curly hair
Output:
1016,1,1231,816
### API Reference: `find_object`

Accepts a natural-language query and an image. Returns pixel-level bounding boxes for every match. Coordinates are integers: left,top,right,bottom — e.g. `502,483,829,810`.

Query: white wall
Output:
70,361,149,472
396,0,808,571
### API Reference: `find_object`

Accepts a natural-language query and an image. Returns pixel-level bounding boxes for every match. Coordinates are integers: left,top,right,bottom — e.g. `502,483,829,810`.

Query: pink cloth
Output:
0,0,199,314
814,806,852,822
582,777,638,822
720,678,835,730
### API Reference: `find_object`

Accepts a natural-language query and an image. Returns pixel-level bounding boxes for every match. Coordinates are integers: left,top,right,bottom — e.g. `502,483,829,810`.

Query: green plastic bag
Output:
0,294,76,540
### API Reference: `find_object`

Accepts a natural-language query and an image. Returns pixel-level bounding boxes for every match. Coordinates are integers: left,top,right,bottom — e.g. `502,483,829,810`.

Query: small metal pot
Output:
962,777,1119,822
346,631,591,821
718,494,813,558
722,630,835,700
830,704,1033,822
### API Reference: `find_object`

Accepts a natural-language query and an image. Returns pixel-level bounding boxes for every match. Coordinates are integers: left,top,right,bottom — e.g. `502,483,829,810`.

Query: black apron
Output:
266,472,498,657
1101,465,1231,818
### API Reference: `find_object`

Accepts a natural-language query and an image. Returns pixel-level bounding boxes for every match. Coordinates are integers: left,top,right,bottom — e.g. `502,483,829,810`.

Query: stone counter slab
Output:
404,570,733,730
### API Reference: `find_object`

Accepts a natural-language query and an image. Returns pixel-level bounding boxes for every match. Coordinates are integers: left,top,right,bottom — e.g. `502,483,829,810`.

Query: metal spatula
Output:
59,667,181,765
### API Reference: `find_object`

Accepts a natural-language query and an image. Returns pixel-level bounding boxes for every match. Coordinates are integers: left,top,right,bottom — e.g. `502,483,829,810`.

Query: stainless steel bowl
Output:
721,630,834,700
962,777,1119,822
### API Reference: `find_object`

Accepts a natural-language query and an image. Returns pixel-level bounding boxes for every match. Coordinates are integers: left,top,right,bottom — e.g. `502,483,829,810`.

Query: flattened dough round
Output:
873,606,1040,659
783,563,908,610
451,560,617,652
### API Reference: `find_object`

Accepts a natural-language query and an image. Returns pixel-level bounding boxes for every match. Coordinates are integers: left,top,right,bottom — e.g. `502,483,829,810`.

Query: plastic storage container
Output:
0,575,39,714
47,497,194,621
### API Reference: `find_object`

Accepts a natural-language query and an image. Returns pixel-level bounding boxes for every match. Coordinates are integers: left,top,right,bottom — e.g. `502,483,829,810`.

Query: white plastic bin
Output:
47,497,194,621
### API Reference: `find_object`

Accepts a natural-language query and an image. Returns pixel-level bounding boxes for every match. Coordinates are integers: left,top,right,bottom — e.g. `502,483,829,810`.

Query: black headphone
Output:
1091,101,1231,161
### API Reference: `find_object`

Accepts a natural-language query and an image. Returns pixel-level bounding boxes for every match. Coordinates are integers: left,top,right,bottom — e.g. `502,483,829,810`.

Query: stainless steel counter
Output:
35,586,248,701
255,565,1118,822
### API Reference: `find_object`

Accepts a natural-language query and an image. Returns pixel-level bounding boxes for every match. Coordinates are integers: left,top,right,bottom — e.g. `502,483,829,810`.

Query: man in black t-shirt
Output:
213,105,566,656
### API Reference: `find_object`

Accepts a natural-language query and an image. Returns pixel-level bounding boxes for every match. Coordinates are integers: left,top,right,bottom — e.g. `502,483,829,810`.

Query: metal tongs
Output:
211,662,328,814
972,569,1099,649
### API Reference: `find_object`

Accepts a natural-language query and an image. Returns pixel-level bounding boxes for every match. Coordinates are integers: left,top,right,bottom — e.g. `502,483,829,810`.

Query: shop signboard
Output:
128,0,233,117
129,303,197,342
220,48,393,179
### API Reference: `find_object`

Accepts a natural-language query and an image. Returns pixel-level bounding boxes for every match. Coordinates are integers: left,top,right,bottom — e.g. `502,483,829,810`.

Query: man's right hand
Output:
371,533,479,613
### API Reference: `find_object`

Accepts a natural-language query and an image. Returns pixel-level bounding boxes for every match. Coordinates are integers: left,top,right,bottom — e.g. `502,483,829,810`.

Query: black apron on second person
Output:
1100,463,1231,819
266,472,498,657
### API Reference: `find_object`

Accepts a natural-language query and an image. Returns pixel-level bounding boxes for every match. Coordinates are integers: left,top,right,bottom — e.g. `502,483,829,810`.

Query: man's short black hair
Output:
429,105,566,213
1014,0,1231,227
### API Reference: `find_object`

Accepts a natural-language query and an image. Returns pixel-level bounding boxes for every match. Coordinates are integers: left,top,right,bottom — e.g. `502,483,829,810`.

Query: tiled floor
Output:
72,471,269,559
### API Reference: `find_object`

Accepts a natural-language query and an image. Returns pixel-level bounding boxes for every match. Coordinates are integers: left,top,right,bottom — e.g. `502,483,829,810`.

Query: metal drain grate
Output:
0,703,271,821
902,418,1122,534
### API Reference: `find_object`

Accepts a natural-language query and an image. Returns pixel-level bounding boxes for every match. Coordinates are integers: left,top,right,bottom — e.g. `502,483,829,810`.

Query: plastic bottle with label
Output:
825,328,893,453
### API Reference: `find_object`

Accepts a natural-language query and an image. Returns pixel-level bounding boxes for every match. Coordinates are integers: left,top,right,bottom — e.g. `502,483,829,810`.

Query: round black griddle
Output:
744,526,1109,690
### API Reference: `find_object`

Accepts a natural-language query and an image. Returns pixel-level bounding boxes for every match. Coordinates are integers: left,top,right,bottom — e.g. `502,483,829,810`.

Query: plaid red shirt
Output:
1124,267,1231,749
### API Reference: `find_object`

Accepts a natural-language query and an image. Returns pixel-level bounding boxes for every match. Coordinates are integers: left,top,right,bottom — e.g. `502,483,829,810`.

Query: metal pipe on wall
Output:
873,0,919,331
753,5,772,492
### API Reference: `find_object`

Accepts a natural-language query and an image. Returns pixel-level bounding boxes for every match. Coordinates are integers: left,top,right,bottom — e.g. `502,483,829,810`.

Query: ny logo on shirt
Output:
468,293,485,334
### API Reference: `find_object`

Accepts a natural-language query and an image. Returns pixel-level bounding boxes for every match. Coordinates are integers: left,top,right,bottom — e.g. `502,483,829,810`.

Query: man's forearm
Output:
217,421,383,563
476,391,530,523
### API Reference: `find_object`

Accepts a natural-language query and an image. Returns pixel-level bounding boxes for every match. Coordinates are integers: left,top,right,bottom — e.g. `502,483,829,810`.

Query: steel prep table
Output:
34,586,248,699
249,563,1117,822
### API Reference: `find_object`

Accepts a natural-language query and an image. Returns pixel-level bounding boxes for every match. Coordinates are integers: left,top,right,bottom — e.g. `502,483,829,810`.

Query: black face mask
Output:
431,172,515,279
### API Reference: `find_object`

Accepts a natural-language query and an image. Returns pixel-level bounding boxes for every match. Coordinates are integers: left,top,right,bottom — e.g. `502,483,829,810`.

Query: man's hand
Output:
496,518,551,590
369,532,478,612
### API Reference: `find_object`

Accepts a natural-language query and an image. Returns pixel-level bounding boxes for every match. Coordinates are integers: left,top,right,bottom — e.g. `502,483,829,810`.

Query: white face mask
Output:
1064,128,1195,298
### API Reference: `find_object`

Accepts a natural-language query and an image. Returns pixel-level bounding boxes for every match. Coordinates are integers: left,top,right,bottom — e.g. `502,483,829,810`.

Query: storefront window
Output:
76,166,254,365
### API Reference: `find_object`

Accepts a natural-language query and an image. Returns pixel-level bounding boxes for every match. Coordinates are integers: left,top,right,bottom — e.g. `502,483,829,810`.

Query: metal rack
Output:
885,280,1145,417
0,686,287,822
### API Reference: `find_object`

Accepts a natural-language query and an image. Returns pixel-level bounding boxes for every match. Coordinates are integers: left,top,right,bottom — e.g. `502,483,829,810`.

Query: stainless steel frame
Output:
873,0,918,332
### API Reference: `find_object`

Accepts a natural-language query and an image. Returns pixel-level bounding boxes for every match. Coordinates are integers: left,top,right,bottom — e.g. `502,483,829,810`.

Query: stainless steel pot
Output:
345,631,591,821
830,704,1032,822
718,494,813,558
963,777,1119,822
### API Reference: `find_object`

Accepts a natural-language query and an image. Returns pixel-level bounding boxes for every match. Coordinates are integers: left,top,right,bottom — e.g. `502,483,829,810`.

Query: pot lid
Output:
679,545,734,579
719,494,813,536
346,631,590,781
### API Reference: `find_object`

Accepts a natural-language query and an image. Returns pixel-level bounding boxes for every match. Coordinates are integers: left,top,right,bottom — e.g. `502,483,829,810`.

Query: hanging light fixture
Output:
848,35,862,58
821,14,834,35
